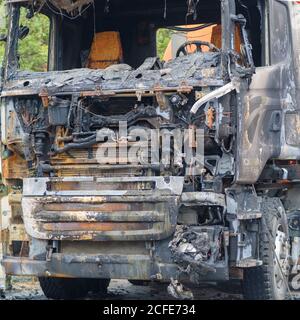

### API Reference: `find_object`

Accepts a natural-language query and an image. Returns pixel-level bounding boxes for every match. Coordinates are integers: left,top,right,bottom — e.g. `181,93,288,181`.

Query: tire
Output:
216,280,242,294
85,278,110,294
129,280,150,286
39,277,110,300
243,198,290,300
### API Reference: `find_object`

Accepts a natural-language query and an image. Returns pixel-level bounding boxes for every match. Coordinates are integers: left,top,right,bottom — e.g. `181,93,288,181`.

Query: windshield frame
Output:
3,0,236,79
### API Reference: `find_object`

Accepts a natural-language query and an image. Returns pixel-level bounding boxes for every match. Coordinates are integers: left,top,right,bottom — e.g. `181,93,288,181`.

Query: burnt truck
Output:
0,0,300,300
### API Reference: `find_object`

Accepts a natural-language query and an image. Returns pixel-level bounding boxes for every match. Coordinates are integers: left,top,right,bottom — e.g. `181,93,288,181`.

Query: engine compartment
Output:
2,52,235,193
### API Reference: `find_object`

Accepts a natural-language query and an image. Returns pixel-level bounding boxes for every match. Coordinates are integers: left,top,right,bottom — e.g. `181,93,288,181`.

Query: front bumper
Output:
2,177,231,282
2,254,229,281
22,176,184,241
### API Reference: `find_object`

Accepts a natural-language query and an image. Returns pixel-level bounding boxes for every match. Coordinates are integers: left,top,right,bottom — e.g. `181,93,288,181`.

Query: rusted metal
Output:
39,88,49,108
9,224,29,242
35,210,164,222
206,106,215,129
43,222,151,232
1,86,196,98
2,152,29,181
2,252,227,281
1,0,300,299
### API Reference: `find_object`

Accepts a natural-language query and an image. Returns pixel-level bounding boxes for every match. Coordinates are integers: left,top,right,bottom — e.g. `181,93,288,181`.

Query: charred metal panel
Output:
237,91,300,184
2,253,180,281
291,1,300,89
236,1,297,184
285,112,300,146
2,52,223,97
2,250,229,281
236,69,283,183
22,176,183,241
4,4,19,79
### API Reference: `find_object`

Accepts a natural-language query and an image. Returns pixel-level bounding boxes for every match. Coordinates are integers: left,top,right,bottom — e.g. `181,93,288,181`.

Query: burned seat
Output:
87,31,123,69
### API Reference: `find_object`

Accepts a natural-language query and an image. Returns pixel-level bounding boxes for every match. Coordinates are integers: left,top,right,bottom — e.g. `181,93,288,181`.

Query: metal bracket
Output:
230,14,255,71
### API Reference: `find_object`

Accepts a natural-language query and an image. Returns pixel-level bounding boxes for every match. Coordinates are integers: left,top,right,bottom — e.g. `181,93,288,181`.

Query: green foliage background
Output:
0,2,171,71
0,2,49,71
0,2,6,65
157,28,172,60
18,8,50,71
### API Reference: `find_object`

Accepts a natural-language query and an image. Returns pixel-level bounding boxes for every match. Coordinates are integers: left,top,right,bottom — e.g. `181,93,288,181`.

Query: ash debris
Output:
169,225,219,280
167,278,194,300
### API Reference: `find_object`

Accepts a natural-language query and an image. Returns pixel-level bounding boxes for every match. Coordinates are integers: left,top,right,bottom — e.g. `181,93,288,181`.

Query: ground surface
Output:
0,277,243,300
1,277,299,300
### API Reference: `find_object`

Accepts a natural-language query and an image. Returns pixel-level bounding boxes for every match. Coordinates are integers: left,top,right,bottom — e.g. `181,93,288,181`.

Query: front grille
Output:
22,176,184,241
50,144,154,177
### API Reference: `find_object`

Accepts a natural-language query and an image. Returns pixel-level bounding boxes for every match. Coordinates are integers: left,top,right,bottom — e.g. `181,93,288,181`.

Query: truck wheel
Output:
39,277,109,299
216,280,242,294
129,280,150,286
85,278,110,294
243,199,290,300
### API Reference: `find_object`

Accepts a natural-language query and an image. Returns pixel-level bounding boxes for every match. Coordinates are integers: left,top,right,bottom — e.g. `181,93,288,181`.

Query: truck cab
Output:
0,0,300,300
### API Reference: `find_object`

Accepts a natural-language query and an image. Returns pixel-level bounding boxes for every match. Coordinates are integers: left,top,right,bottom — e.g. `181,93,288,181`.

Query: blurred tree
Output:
0,1,173,71
0,1,49,71
157,28,172,60
18,8,50,71
0,1,6,63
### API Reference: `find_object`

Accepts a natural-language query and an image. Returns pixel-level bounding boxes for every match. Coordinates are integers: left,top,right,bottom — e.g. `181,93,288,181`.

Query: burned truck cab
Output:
0,0,300,300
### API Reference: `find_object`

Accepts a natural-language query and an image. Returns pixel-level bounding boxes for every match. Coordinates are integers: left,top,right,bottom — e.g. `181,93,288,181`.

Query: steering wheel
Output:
176,40,220,57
